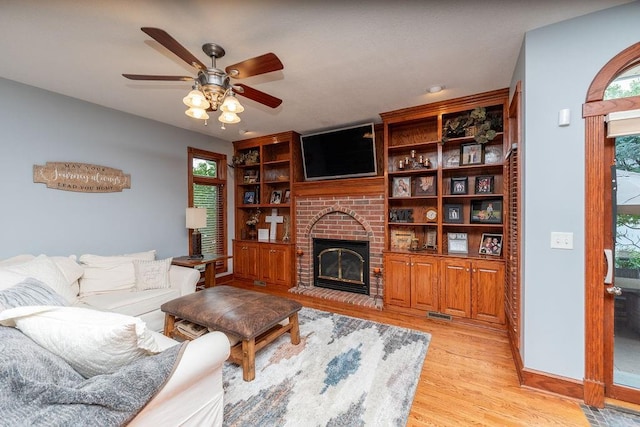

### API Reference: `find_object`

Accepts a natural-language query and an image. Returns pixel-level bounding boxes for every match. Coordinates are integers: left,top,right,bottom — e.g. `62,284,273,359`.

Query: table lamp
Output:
186,207,207,259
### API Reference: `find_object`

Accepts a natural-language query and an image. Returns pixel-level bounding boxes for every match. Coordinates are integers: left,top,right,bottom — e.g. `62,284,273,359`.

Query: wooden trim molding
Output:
586,41,640,103
521,369,584,400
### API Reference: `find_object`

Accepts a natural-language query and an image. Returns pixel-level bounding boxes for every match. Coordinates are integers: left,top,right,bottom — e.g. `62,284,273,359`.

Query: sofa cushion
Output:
78,251,157,296
0,255,78,303
134,258,172,291
0,305,160,378
0,254,36,266
0,278,68,310
78,287,180,318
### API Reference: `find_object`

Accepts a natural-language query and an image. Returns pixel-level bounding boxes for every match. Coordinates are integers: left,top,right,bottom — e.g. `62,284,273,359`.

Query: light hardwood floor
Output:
231,282,591,426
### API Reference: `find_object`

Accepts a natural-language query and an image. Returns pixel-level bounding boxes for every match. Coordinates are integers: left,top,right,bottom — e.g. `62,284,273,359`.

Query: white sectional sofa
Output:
0,251,231,426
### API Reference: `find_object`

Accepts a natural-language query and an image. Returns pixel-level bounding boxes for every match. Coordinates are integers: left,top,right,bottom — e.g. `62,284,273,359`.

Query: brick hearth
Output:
292,193,385,308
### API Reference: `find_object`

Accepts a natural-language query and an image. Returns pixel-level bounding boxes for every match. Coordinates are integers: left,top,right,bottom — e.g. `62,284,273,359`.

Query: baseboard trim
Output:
521,368,584,400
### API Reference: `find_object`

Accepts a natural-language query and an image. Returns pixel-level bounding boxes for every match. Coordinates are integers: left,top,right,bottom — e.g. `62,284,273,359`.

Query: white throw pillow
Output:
0,254,35,266
134,258,173,291
78,251,158,296
0,255,77,303
0,306,160,378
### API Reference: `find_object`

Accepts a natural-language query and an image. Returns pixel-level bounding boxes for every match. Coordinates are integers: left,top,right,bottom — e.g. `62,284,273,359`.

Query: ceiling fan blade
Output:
226,53,283,79
235,84,282,108
140,27,206,70
123,74,193,81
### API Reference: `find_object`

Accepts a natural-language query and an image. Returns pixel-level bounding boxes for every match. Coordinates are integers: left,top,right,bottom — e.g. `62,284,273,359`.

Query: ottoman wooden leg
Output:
289,312,301,345
242,338,256,381
164,314,175,337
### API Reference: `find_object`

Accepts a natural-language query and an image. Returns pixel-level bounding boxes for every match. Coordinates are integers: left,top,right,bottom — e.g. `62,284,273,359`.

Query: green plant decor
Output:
442,107,502,144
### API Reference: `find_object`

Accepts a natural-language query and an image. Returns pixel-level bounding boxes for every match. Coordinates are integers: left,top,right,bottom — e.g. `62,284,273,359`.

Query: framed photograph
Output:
392,176,411,198
460,143,484,166
444,150,460,168
444,204,464,223
470,199,502,223
243,170,259,184
484,145,503,164
425,229,437,249
283,189,291,204
479,233,503,256
447,233,468,254
243,191,256,204
450,177,468,195
270,190,282,204
474,175,494,194
391,229,415,250
413,175,436,196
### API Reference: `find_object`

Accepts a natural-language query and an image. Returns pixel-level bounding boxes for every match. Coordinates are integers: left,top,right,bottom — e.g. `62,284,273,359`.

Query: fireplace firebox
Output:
313,238,370,295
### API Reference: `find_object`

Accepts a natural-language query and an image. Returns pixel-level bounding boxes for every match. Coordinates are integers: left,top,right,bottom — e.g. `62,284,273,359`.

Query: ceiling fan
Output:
123,27,283,124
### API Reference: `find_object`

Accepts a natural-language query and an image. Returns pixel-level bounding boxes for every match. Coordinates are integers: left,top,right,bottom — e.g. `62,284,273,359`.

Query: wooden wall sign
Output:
33,162,131,193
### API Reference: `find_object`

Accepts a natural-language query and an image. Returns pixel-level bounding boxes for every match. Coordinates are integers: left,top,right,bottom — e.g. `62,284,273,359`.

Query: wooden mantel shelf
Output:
293,176,384,197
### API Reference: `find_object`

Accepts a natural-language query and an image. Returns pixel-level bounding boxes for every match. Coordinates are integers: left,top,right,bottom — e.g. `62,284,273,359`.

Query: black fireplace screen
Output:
313,238,370,295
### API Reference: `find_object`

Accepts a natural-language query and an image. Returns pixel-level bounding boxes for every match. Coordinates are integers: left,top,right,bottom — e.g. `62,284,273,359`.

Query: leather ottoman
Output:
161,285,302,381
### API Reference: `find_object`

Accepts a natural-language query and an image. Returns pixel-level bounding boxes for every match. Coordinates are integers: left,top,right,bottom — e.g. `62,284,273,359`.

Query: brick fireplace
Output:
292,186,385,308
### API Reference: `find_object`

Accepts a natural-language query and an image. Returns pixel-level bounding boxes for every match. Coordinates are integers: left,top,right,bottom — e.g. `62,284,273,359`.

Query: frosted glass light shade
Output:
183,89,210,109
186,207,207,229
185,107,210,120
218,111,241,124
220,95,244,113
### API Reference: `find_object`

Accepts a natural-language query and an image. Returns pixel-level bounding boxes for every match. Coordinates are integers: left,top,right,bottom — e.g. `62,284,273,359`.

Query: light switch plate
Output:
550,232,573,249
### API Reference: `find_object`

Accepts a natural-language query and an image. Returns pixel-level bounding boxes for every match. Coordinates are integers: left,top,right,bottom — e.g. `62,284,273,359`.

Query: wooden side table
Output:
171,254,231,289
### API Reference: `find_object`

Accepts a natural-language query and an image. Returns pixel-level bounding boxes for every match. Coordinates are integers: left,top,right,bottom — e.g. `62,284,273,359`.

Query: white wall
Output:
0,77,235,263
517,1,640,380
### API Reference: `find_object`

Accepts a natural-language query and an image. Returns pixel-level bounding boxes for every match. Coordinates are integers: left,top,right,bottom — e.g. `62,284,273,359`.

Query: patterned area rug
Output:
222,307,431,427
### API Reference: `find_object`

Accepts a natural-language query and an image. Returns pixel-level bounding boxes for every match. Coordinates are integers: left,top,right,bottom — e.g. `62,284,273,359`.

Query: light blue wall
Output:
518,2,640,380
0,77,235,261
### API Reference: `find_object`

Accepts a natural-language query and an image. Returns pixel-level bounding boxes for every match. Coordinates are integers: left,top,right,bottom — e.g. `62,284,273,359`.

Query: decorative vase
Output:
247,225,257,240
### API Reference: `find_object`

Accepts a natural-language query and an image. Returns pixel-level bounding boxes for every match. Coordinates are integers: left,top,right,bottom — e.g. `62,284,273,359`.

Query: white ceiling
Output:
0,0,632,142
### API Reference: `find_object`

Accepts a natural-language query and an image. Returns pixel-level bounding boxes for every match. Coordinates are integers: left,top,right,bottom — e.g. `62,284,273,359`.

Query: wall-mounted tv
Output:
301,123,377,181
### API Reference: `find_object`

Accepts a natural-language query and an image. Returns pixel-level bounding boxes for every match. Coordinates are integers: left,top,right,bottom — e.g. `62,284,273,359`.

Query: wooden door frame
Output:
584,41,640,407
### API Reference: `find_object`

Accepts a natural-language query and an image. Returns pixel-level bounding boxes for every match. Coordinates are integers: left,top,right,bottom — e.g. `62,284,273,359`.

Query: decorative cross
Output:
265,208,284,241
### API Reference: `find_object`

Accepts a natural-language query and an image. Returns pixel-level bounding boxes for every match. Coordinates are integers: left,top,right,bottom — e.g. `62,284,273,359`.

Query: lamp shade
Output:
185,107,210,120
220,94,244,113
186,207,207,229
218,111,241,124
183,89,210,109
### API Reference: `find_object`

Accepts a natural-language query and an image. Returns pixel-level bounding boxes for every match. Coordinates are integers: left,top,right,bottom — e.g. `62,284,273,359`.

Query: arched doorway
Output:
584,41,640,407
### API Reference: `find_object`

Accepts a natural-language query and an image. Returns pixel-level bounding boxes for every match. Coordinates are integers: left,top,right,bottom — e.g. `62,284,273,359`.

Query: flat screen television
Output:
301,123,377,181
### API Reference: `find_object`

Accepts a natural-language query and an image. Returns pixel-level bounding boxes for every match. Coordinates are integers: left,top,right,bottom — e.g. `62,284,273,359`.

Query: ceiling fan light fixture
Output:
185,107,210,120
183,89,210,109
218,111,241,124
220,94,244,113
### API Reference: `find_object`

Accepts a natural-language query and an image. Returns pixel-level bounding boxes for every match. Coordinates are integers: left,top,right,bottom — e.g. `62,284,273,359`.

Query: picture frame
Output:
413,175,436,196
474,175,494,194
392,176,411,198
460,142,484,166
243,191,256,204
444,203,464,223
283,189,291,204
391,229,415,250
243,170,259,184
479,233,503,256
425,229,437,249
450,177,468,195
447,233,468,254
270,190,282,204
470,199,502,223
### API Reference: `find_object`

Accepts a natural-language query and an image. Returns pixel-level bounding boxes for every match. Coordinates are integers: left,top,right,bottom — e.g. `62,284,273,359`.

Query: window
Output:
188,147,227,272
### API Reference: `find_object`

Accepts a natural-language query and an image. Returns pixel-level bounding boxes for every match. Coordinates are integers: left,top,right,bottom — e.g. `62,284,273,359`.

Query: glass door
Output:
608,64,640,397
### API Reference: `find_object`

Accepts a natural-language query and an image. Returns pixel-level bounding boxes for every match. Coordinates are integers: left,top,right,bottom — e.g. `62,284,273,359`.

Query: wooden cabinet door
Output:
234,241,260,281
411,256,439,311
384,254,411,307
472,260,505,324
440,259,471,317
260,244,291,286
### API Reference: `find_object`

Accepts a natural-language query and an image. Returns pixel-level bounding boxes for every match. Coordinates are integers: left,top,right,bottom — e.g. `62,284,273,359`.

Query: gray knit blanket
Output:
0,325,184,426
